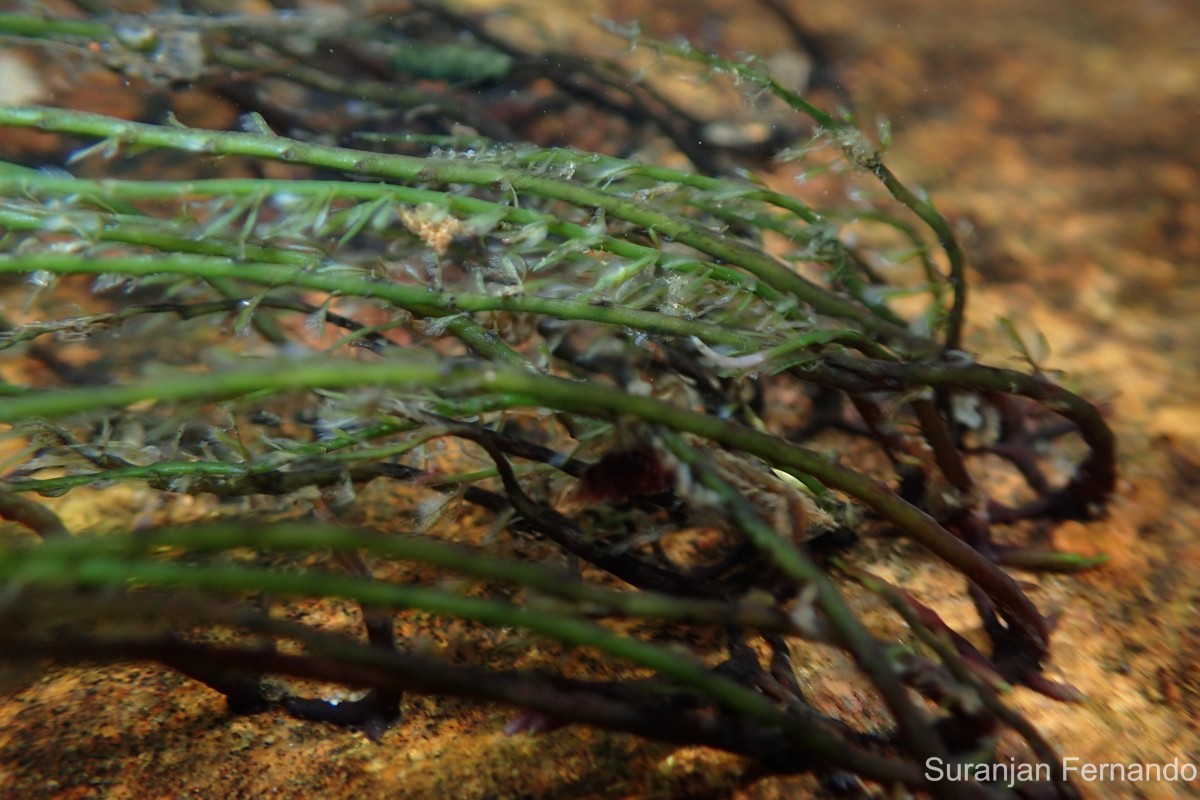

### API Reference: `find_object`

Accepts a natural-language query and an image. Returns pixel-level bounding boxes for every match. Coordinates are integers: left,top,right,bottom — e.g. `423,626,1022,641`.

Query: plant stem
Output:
0,105,928,349
658,431,957,791
0,251,759,351
0,356,1049,654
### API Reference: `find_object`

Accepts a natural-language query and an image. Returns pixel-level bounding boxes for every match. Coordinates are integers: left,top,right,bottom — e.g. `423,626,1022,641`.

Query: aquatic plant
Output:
0,4,1114,797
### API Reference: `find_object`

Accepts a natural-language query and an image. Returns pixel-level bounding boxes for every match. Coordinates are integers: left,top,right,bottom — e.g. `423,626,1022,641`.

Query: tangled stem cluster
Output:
0,4,1114,798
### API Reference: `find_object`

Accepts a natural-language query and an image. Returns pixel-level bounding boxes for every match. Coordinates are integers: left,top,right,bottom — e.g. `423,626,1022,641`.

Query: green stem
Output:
0,546,781,725
0,527,929,785
0,13,110,40
0,356,1048,653
0,105,927,349
641,39,968,351
658,432,955,785
3,522,795,631
0,251,759,351
0,175,783,309
862,157,967,351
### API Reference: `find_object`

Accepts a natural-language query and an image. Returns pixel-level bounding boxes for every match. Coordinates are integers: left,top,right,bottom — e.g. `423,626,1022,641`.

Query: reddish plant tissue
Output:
572,445,675,503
